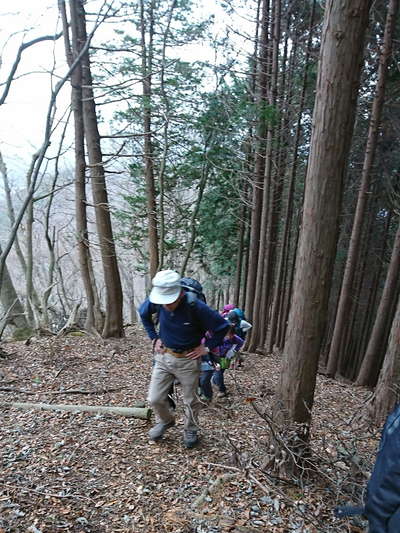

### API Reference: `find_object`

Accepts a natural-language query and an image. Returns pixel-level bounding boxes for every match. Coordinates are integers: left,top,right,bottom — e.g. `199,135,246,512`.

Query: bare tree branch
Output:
0,32,63,106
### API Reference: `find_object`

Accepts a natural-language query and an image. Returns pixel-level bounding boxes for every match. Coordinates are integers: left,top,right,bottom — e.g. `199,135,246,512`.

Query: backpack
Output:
154,277,205,324
180,277,206,304
233,307,245,321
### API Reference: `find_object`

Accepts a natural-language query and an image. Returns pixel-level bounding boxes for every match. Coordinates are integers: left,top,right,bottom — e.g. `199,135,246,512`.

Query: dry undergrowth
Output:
0,325,379,532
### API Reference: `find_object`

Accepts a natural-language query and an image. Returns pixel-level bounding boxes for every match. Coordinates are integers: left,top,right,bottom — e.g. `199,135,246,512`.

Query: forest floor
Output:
0,325,380,533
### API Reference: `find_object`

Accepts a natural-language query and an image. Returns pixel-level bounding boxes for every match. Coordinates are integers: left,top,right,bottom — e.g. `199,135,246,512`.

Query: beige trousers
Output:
147,351,201,432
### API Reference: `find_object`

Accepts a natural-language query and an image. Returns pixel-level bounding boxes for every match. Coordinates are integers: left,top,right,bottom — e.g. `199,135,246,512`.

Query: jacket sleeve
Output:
240,319,252,332
206,323,230,350
138,299,159,341
232,334,244,350
196,302,230,350
364,408,400,533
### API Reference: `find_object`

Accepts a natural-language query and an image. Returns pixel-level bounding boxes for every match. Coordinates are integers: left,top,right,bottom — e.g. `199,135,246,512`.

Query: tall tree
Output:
74,0,124,337
244,0,269,328
266,0,317,354
326,0,399,377
274,0,372,447
59,0,104,333
248,0,282,352
371,290,400,424
0,244,29,336
140,0,159,278
356,219,400,386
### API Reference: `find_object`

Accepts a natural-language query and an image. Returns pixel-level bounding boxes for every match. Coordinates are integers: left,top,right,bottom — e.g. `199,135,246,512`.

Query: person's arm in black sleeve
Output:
365,460,400,532
138,299,159,341
197,305,230,350
365,411,400,533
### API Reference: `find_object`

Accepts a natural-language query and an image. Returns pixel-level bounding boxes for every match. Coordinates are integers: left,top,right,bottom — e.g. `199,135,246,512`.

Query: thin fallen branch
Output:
0,386,124,395
54,365,67,379
191,473,238,509
2,482,93,501
48,386,124,395
8,401,152,419
0,387,36,394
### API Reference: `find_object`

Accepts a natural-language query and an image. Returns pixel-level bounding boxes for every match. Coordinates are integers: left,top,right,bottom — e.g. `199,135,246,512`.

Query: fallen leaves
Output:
0,325,376,532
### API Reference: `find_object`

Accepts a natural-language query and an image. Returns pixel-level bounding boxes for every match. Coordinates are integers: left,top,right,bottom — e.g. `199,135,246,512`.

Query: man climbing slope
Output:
139,269,229,448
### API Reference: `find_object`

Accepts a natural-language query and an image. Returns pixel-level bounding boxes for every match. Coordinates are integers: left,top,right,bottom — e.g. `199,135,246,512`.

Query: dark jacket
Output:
364,403,400,533
139,294,229,352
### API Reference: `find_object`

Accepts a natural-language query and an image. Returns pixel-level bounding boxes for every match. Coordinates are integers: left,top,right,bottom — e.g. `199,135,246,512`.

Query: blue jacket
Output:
364,403,400,533
139,294,229,352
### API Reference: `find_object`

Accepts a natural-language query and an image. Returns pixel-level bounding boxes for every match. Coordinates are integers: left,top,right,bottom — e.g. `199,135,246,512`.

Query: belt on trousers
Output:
164,347,195,358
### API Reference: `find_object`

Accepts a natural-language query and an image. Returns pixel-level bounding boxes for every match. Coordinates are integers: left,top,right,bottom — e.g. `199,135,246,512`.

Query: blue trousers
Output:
212,368,226,393
199,369,214,400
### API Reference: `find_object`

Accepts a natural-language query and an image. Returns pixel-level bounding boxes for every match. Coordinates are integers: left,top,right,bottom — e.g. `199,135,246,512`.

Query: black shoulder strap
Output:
154,304,161,326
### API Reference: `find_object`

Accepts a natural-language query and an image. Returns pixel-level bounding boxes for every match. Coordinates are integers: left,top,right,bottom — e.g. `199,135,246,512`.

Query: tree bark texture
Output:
371,292,400,425
326,0,399,377
244,0,270,327
75,0,124,337
140,0,159,279
61,0,104,333
267,0,316,354
275,0,372,425
356,219,400,386
249,0,281,352
0,245,28,331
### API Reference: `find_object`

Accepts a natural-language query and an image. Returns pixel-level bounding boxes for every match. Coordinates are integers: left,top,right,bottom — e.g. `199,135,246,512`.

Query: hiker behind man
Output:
139,270,229,448
211,325,244,398
221,303,235,318
227,309,252,367
198,338,217,403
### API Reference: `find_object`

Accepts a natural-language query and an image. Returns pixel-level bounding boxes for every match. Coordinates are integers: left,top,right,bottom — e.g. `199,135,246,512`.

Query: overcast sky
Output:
1,1,97,180
0,0,254,184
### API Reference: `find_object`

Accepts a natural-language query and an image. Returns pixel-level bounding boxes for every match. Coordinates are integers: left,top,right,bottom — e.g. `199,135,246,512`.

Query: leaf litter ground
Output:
0,326,379,532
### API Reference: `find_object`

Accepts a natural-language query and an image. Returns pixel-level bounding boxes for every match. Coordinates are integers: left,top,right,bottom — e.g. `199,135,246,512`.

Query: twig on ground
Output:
191,473,239,509
2,483,94,501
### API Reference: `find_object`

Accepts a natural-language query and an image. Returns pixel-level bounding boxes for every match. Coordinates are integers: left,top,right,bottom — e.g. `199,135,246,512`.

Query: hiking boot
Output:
148,420,175,441
216,391,227,398
183,430,199,449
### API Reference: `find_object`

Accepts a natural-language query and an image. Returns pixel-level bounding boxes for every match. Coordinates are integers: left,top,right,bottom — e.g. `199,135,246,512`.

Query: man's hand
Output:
153,338,165,353
186,344,208,360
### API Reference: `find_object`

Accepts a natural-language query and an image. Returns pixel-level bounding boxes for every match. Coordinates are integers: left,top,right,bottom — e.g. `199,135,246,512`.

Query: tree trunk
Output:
60,0,104,334
234,190,248,307
75,0,124,337
356,219,400,386
24,158,36,326
0,244,29,333
267,2,316,353
326,0,399,377
274,0,372,434
0,153,40,310
250,0,281,352
140,0,159,279
244,0,269,328
370,292,400,425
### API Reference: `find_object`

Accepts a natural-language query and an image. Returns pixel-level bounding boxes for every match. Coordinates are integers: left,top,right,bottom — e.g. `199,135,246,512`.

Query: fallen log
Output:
8,401,152,419
0,386,125,395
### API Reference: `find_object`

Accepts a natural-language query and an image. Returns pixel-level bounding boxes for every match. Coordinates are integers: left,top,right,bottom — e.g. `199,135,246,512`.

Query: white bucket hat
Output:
149,269,182,304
